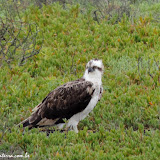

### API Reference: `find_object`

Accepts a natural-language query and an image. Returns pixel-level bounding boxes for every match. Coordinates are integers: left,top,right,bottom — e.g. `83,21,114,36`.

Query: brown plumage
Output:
18,59,104,133
19,78,94,129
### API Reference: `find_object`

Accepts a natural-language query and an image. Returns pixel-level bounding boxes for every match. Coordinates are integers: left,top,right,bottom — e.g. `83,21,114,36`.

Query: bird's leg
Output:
66,120,79,133
70,125,78,133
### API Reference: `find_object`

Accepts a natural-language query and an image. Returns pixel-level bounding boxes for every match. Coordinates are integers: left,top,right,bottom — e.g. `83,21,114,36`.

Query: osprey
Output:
18,59,104,133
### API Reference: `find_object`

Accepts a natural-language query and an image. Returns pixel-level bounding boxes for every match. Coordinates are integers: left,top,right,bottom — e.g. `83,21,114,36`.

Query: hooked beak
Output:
88,67,94,73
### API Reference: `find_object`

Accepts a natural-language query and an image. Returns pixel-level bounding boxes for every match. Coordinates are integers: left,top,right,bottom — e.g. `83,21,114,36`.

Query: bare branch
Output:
0,1,43,68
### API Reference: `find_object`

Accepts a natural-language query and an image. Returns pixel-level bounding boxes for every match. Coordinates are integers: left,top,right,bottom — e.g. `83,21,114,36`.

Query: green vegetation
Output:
0,1,160,159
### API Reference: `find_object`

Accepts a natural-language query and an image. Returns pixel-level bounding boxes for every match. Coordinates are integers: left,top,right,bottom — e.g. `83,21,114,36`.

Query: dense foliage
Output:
0,1,159,159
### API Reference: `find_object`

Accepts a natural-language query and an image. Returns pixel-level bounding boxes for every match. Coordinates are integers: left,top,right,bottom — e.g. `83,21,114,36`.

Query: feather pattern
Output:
39,78,94,120
19,78,94,128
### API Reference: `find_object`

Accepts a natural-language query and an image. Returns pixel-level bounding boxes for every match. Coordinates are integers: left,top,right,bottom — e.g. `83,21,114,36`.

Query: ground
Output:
0,1,159,159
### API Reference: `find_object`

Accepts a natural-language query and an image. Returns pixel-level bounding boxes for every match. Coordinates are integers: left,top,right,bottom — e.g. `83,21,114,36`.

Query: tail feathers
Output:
17,103,43,129
17,103,59,129
17,110,42,129
17,117,31,128
17,113,59,129
18,116,42,129
22,118,30,128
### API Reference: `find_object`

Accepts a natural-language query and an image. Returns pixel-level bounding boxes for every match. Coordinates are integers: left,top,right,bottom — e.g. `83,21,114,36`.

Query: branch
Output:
0,1,43,68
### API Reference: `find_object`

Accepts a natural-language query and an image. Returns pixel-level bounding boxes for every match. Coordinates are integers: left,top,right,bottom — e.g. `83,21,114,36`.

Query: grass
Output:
0,2,160,159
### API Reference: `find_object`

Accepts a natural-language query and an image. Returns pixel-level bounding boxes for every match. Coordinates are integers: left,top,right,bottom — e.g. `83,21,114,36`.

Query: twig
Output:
0,1,43,68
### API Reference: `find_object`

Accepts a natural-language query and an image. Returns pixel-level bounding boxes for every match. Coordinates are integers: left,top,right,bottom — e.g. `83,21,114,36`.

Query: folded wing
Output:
20,78,94,128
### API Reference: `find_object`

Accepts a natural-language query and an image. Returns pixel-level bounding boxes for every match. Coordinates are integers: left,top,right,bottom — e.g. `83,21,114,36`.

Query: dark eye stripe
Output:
97,67,102,71
93,66,102,71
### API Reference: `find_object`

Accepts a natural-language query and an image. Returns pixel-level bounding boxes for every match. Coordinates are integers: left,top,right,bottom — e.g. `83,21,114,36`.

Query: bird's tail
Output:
17,110,42,129
17,103,43,129
17,103,59,129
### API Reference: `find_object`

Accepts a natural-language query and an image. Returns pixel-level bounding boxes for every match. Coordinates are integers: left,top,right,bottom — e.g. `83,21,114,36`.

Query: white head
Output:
83,59,104,84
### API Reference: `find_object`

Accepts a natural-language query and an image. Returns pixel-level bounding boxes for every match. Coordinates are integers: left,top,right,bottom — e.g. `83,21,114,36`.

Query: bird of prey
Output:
18,59,104,133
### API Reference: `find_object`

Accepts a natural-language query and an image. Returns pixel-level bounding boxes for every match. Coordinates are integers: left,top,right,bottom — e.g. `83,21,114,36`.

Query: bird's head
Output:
83,59,104,83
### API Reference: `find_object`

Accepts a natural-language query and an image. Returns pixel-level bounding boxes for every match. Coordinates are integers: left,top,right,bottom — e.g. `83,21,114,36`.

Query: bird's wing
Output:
30,78,94,125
